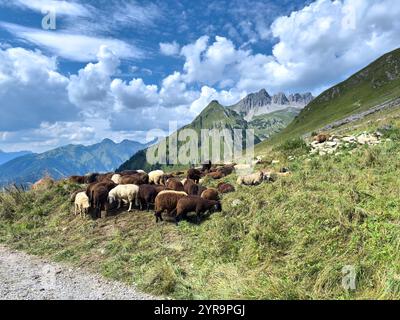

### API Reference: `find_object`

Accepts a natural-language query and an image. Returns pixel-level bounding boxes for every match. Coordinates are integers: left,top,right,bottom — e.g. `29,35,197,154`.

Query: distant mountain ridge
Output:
0,150,32,166
229,89,313,121
0,139,153,186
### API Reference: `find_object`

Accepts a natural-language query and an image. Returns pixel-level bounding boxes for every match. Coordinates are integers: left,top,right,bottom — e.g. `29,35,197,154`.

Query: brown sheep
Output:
207,171,224,180
217,165,235,176
201,160,212,172
84,173,99,184
217,183,235,194
119,173,149,185
314,133,331,144
187,168,202,184
201,188,220,201
69,176,85,184
184,179,196,194
154,191,188,223
176,196,222,223
166,178,184,192
86,180,117,208
92,186,109,218
138,185,158,211
119,170,138,176
96,173,114,183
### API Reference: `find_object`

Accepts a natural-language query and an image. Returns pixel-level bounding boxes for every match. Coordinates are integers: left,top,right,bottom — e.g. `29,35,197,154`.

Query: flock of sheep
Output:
69,160,286,225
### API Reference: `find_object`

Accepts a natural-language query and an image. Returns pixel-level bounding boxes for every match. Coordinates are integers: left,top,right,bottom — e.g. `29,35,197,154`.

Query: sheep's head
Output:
211,201,222,213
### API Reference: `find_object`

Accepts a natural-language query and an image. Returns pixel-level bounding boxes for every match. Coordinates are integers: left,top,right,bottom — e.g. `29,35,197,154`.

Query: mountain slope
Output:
229,89,313,121
248,107,301,141
119,101,261,171
261,47,400,148
0,139,151,186
0,150,32,166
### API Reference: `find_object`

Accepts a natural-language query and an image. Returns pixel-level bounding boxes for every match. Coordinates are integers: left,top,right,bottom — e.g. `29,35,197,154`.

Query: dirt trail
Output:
0,246,156,300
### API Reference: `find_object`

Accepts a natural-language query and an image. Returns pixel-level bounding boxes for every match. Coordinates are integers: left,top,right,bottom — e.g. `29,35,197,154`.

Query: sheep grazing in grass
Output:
108,184,139,212
166,178,185,192
201,188,220,201
149,170,165,185
187,168,202,184
217,165,235,176
111,174,122,185
237,172,264,186
207,171,224,180
201,160,212,172
138,185,158,211
74,192,90,218
183,179,195,194
217,183,235,194
154,191,188,223
119,173,149,185
92,186,109,219
176,196,222,223
69,176,85,184
86,180,117,208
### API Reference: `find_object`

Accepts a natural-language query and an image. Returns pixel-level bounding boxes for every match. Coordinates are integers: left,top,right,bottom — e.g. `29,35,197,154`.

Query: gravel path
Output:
0,246,156,300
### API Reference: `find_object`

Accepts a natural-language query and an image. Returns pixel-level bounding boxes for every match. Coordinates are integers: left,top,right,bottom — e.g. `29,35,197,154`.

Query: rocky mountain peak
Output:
272,92,289,105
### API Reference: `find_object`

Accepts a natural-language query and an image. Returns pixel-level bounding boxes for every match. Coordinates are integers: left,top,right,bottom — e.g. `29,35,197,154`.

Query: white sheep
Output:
136,170,146,174
108,184,139,212
149,170,165,185
111,174,122,185
74,192,90,218
237,172,264,186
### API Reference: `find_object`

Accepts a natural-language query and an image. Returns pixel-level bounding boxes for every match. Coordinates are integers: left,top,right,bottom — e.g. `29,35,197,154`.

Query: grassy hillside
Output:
249,107,301,140
1,106,400,299
258,47,400,150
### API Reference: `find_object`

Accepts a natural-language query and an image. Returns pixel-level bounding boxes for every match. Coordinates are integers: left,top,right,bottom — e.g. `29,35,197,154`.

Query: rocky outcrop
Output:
230,89,313,121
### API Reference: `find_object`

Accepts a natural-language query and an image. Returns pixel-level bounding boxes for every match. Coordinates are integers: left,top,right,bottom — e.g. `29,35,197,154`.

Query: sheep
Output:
138,185,158,211
69,176,85,184
217,183,235,194
70,189,86,203
84,173,99,184
187,168,202,184
207,171,224,180
92,186,109,218
217,165,235,176
237,171,264,186
166,178,185,192
176,196,222,223
74,192,90,218
108,184,140,212
149,170,165,185
154,191,188,223
119,170,138,176
183,179,196,195
119,173,149,185
136,170,146,174
201,188,220,201
314,133,331,144
96,173,114,183
111,174,122,185
86,180,117,208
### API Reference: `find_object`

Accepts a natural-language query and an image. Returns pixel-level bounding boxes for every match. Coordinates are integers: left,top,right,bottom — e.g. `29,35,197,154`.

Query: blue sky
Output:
0,0,399,152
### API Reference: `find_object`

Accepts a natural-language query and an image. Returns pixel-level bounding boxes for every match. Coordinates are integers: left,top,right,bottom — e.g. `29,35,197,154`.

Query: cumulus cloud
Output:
68,46,120,113
159,41,181,56
0,47,78,132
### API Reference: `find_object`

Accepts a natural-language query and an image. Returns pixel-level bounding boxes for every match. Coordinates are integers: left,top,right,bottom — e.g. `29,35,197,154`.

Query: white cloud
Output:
0,46,78,132
0,0,91,17
68,45,120,113
0,22,143,62
160,41,181,56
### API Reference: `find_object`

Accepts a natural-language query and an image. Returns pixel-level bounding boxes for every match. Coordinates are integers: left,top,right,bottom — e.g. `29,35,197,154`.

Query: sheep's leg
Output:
128,201,133,212
74,204,77,216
